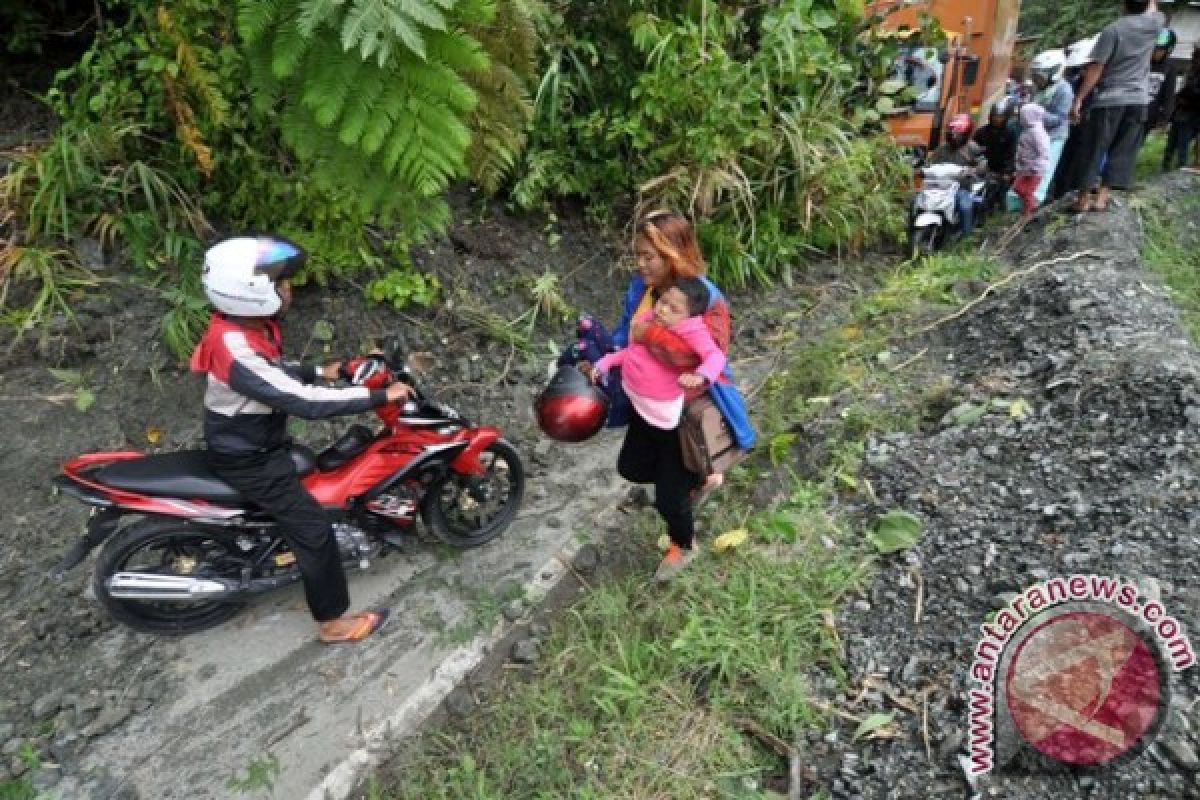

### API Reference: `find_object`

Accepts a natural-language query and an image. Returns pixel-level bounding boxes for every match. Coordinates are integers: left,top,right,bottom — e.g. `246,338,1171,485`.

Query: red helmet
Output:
947,113,973,137
535,366,609,443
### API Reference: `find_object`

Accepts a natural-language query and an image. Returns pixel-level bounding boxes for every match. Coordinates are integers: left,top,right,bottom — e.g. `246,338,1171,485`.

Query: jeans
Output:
956,188,976,236
1164,115,1200,171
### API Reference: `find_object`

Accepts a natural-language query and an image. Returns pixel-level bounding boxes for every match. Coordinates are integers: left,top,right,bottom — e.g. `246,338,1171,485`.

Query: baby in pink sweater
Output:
594,276,726,430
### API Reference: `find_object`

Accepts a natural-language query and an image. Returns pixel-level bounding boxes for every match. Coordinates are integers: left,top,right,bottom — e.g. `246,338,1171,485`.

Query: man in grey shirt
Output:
1070,0,1166,211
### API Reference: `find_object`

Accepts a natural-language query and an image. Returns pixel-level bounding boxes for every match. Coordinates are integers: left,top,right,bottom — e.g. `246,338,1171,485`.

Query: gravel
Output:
809,174,1200,799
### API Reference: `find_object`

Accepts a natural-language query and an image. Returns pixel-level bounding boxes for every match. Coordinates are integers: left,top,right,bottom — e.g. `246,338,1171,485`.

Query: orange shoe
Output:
318,608,390,644
654,544,696,582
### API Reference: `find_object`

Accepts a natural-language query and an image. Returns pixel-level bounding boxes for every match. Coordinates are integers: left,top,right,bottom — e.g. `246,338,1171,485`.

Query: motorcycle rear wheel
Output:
421,439,525,548
93,518,247,635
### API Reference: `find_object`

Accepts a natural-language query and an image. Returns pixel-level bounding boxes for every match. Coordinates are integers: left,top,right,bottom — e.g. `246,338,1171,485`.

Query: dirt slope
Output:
813,173,1200,799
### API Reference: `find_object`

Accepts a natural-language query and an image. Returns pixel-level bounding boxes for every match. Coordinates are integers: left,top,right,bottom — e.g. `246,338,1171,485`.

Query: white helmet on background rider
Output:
201,235,307,317
1030,49,1066,86
1065,36,1099,70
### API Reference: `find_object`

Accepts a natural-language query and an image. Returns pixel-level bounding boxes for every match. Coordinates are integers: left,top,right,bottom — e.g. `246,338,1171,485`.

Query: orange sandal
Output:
319,609,390,644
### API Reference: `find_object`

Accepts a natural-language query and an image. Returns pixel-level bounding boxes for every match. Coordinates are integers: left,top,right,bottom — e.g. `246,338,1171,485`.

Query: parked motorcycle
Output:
909,163,988,256
52,346,524,635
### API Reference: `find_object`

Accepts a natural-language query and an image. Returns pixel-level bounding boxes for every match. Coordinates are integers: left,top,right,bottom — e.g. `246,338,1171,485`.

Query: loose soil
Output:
0,181,841,797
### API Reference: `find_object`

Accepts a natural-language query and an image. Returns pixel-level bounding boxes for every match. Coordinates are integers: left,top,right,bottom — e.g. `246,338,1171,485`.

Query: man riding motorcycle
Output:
973,100,1018,213
929,113,988,236
192,235,412,644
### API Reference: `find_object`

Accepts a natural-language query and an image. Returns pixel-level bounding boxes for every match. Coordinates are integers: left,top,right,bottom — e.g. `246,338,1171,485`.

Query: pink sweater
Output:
595,312,726,400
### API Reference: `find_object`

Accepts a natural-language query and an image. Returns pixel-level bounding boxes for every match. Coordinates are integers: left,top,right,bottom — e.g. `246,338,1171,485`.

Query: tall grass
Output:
1139,191,1200,340
379,537,866,800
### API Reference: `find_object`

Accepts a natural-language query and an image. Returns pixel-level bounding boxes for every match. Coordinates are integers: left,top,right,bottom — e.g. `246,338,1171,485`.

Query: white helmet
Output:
201,235,306,317
1065,36,1099,69
1030,49,1066,84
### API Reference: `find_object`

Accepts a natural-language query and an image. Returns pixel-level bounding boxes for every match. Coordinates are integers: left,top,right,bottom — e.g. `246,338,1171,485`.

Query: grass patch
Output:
1135,131,1168,184
0,780,35,800
1139,191,1200,340
380,534,866,799
370,249,998,799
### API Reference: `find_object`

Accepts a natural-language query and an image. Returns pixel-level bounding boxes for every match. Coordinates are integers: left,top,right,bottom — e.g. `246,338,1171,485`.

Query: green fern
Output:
240,0,535,214
463,0,540,193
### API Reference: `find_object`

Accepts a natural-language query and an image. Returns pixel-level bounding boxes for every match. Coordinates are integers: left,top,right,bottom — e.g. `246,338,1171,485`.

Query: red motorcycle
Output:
52,347,525,634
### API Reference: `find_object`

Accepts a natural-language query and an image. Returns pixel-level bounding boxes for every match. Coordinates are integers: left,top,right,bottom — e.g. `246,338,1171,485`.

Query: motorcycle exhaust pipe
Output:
106,572,237,600
105,570,302,601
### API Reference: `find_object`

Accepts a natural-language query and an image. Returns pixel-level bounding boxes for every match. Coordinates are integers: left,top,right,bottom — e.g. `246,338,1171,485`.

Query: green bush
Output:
513,0,913,287
2,0,540,354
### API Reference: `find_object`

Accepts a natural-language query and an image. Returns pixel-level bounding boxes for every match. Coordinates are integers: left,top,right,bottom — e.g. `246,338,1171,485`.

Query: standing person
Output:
1027,50,1075,204
597,211,755,581
1049,35,1102,201
593,278,729,580
191,235,412,644
1146,28,1179,133
1164,44,1200,170
1013,105,1052,218
1070,0,1167,212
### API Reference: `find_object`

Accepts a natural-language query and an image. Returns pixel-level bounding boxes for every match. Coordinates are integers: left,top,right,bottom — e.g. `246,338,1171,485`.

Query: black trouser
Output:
1049,127,1080,200
1165,114,1200,170
617,410,701,549
208,448,349,622
1079,104,1147,190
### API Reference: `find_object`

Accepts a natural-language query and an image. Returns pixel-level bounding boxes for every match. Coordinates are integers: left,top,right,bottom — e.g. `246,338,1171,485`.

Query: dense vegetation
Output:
2,1,915,356
1019,0,1116,49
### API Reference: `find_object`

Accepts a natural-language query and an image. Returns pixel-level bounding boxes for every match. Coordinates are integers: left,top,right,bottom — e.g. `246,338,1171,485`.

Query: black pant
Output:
208,448,349,622
617,410,701,549
1049,127,1085,200
1079,104,1147,190
1165,114,1200,170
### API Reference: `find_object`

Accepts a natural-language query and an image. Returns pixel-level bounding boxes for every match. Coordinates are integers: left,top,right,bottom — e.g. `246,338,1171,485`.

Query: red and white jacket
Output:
190,314,386,455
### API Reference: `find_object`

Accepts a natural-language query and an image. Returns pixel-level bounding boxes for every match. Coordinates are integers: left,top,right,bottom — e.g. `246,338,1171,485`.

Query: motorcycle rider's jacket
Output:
930,141,987,173
190,313,387,455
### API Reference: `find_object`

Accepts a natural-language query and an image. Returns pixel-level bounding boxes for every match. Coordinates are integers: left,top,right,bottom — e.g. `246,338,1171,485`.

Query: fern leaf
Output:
396,0,448,31
297,0,341,37
342,0,427,62
425,28,488,74
378,15,423,64
301,48,362,128
237,0,279,43
359,80,406,155
337,72,386,146
272,22,312,78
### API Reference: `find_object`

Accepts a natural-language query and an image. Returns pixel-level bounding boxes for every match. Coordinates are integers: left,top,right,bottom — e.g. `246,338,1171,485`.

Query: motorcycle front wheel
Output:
421,439,525,548
911,225,941,257
93,518,248,635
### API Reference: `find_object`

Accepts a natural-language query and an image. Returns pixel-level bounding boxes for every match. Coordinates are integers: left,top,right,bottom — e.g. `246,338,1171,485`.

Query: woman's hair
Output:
668,277,711,317
636,210,706,279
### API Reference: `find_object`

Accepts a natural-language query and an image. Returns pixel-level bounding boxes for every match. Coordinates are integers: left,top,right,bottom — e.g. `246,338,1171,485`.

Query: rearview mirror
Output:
384,335,408,371
963,55,980,87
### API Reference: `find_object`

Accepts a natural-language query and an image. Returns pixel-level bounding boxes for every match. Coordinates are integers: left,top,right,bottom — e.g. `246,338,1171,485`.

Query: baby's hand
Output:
678,373,705,389
630,318,650,342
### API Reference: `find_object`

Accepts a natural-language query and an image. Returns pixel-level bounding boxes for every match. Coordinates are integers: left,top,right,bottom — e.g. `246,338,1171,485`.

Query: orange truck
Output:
869,0,1022,151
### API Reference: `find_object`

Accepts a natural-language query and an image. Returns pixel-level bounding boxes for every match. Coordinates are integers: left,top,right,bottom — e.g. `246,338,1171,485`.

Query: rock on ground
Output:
813,175,1200,799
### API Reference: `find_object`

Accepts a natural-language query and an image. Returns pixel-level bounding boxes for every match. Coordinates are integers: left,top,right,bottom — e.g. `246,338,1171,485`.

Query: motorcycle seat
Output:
316,424,375,472
91,447,317,505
